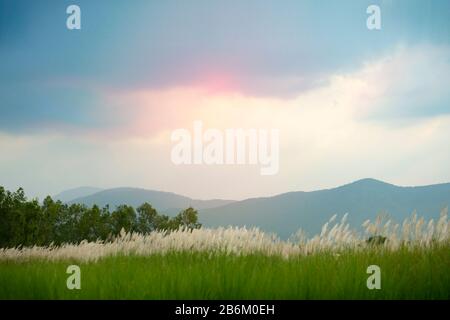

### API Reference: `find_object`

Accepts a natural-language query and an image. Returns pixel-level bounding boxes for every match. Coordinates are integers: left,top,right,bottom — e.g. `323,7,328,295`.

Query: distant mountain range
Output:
62,188,235,214
53,186,103,203
56,178,450,238
201,179,450,238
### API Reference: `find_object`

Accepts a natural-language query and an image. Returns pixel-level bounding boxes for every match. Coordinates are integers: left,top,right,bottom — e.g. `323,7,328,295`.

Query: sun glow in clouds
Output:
1,42,450,199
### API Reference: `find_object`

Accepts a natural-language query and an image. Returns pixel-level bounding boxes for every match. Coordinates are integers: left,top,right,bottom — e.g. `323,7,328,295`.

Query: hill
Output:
53,186,103,203
199,179,450,238
68,187,235,214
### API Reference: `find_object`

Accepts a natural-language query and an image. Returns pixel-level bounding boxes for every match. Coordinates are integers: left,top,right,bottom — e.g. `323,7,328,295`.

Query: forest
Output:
0,186,201,248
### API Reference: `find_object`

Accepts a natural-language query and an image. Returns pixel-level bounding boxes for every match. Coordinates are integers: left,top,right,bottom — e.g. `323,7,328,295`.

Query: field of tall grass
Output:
0,211,449,299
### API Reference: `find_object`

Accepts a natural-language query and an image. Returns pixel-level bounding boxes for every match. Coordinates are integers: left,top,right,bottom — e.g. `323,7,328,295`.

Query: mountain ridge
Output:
60,179,450,238
53,186,103,203
67,187,236,214
199,178,450,238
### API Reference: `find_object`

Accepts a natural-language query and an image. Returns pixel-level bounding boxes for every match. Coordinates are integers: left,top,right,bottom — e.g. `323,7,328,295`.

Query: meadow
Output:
0,211,449,299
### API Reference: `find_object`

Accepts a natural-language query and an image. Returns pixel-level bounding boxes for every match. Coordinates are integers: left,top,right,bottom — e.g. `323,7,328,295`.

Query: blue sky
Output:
0,0,450,199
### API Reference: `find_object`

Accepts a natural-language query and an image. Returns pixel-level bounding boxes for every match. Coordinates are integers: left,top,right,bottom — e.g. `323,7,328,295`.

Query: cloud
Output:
0,82,100,133
1,2,450,200
2,0,450,122
330,44,450,122
102,44,450,197
97,44,450,135
1,42,448,141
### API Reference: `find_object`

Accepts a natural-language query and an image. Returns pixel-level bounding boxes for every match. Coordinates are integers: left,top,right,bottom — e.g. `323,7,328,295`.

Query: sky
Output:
1,0,450,200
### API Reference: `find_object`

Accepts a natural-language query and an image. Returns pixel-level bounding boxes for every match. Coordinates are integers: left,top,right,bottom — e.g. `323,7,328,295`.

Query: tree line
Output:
0,186,201,248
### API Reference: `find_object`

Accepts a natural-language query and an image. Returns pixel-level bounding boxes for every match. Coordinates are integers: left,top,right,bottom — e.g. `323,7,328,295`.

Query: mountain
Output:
68,187,235,215
63,179,450,238
53,186,103,203
199,179,450,239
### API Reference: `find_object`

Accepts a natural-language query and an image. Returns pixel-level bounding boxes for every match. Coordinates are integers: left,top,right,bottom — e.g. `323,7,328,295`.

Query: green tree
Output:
39,196,63,245
136,203,158,233
111,205,137,235
0,186,203,247
174,207,202,230
57,203,87,244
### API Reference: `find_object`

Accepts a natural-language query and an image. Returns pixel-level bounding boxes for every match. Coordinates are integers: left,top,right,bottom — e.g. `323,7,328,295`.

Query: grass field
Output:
1,213,449,299
0,245,449,299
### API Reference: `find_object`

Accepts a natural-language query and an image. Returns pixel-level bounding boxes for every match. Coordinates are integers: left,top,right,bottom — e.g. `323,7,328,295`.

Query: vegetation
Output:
0,186,449,299
0,246,448,299
0,186,201,248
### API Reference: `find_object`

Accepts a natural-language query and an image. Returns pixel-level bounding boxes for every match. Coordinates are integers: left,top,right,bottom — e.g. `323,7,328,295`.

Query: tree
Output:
58,203,87,244
175,207,202,230
111,205,136,235
0,186,203,247
77,205,107,242
136,203,158,233
39,196,62,244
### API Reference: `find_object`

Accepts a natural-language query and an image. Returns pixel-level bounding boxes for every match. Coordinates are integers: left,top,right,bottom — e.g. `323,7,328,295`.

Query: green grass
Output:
0,246,448,299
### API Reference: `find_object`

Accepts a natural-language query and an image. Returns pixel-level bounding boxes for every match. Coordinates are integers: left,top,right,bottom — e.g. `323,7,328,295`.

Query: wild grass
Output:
0,246,448,299
0,211,448,299
1,210,448,262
